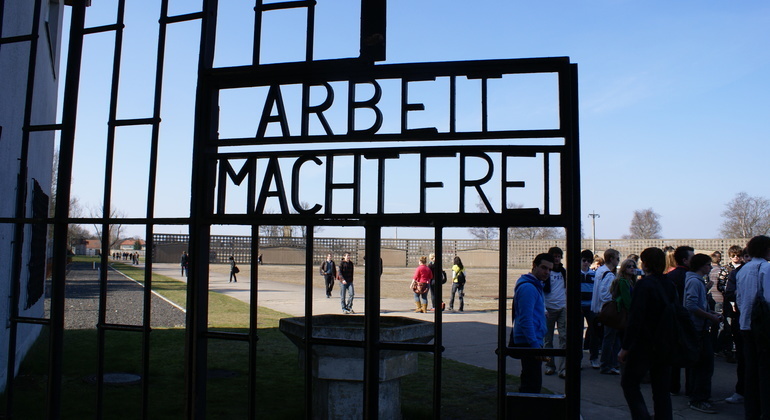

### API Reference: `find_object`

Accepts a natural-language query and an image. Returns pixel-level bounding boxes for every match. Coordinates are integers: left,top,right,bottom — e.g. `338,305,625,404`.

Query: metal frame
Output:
2,0,581,418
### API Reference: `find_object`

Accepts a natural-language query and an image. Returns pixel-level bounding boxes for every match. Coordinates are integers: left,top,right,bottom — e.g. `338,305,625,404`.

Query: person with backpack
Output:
619,247,679,420
684,254,723,414
449,256,466,311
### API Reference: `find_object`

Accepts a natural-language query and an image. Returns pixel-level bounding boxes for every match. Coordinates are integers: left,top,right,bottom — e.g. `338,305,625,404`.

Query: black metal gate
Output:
2,0,581,418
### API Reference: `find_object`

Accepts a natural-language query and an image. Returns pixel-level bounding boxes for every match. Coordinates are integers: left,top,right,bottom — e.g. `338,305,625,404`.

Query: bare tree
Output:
506,202,564,240
624,208,662,239
720,192,770,238
468,200,499,241
50,152,93,250
88,204,127,250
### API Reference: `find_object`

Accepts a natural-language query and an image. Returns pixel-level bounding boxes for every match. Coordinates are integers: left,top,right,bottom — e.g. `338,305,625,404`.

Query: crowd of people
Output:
510,238,770,419
113,251,140,265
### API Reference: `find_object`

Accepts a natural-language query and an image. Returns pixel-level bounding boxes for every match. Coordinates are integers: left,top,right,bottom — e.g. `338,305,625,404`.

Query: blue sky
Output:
61,1,770,240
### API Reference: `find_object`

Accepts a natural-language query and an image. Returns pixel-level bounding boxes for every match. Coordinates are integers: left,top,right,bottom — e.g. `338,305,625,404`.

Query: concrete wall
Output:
0,0,64,392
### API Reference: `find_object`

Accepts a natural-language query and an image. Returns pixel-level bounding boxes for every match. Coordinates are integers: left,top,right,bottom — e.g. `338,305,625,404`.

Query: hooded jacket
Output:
511,273,547,348
684,271,709,331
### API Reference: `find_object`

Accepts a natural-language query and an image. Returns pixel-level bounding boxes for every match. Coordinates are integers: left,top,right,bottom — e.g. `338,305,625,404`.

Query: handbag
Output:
412,280,429,294
233,265,240,274
751,267,770,348
597,300,627,330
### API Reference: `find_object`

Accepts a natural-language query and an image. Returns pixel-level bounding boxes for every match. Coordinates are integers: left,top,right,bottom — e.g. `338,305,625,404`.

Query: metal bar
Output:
45,2,87,417
303,227,314,420
162,11,204,24
564,63,582,420
248,225,260,419
0,34,34,44
26,123,63,131
497,228,508,420
359,0,386,61
432,227,444,419
205,331,250,341
99,323,146,333
112,117,161,126
305,0,314,62
186,0,219,417
363,224,382,419
83,23,123,34
95,2,127,416
252,0,262,66
259,1,315,12
11,316,51,326
6,1,42,417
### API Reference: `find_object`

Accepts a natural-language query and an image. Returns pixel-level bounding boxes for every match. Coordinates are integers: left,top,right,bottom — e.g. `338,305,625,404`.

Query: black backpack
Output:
649,278,700,367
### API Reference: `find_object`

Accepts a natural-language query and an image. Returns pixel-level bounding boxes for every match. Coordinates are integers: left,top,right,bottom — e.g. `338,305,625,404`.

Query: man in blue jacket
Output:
510,253,554,393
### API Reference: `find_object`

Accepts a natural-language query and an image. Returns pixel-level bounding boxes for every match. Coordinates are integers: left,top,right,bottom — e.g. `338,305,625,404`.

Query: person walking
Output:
509,253,554,393
320,254,337,298
428,253,446,311
338,253,355,314
544,247,567,378
450,256,466,311
412,256,433,313
579,249,601,369
180,251,189,276
228,256,238,283
619,247,678,420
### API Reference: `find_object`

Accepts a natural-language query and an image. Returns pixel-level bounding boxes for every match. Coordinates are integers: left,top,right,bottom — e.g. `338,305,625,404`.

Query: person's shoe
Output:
348,309,355,314
590,359,600,369
689,401,717,414
725,393,744,404
343,310,350,314
601,368,620,375
558,370,566,379
544,367,556,375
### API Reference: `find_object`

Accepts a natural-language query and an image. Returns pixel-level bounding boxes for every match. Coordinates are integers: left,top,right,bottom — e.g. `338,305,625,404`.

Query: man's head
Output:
326,253,332,260
690,253,713,275
603,249,620,270
674,246,694,267
640,247,666,275
532,253,555,282
343,253,350,261
710,251,722,265
548,247,563,266
747,236,770,259
429,253,436,261
580,249,594,271
728,245,743,264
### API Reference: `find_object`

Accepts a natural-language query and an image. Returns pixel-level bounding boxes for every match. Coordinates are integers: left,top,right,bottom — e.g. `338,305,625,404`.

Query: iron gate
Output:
2,0,581,418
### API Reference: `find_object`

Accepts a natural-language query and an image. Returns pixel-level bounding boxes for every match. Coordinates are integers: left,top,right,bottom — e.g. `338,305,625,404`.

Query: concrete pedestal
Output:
279,315,434,420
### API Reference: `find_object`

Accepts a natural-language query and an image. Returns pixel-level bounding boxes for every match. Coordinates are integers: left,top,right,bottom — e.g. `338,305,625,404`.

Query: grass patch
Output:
3,260,527,418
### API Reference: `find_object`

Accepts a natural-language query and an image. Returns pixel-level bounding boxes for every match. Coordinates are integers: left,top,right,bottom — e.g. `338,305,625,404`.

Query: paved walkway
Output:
151,263,742,419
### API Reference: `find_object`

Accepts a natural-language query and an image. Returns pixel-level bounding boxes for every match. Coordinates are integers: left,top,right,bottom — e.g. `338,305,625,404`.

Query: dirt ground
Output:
210,263,531,311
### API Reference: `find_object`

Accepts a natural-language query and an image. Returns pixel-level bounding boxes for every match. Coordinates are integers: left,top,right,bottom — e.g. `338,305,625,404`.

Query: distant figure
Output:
428,253,446,311
592,248,621,375
667,245,694,396
229,256,238,283
450,256,466,311
685,253,722,414
509,253,554,393
338,253,354,314
723,247,748,405
736,235,770,419
412,256,433,313
619,247,678,420
664,246,676,274
180,251,189,276
258,253,263,265
320,254,337,298
544,246,567,378
579,249,601,369
590,256,604,271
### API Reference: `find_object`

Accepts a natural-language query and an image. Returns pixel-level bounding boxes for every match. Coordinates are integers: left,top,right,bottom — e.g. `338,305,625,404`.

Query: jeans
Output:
582,307,602,361
323,274,335,297
688,329,714,403
450,282,464,310
621,350,672,420
511,342,542,393
544,307,567,373
340,282,354,311
414,291,428,305
743,330,770,420
601,325,620,372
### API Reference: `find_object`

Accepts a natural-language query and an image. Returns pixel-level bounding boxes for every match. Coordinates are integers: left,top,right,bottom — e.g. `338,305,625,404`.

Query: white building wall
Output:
0,0,64,392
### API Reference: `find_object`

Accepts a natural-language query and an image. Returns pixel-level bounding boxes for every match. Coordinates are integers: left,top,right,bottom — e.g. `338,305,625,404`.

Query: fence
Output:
153,234,748,268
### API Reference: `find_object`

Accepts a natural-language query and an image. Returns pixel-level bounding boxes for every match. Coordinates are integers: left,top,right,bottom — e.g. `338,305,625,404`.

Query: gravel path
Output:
46,262,186,329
